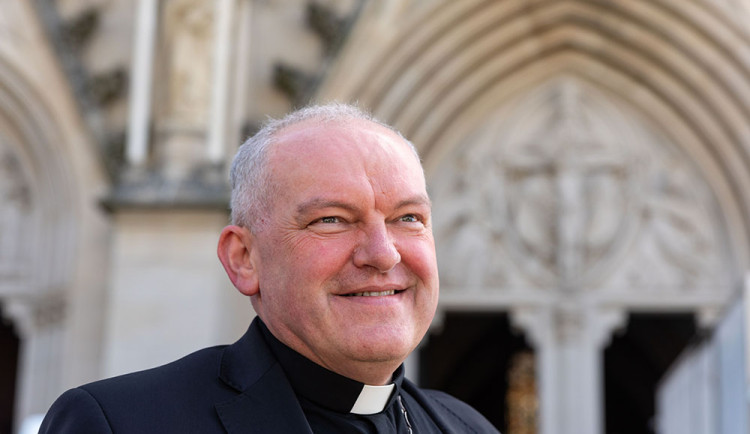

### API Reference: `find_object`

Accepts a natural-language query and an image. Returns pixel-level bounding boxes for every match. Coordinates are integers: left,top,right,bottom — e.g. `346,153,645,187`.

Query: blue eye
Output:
319,216,340,224
400,214,418,223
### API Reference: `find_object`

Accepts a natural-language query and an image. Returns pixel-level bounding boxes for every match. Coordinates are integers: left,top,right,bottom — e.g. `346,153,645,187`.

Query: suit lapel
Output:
215,364,312,434
215,318,312,433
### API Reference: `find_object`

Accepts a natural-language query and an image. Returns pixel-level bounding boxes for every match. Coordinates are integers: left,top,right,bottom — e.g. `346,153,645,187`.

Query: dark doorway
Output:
604,313,697,434
0,314,20,434
419,312,532,432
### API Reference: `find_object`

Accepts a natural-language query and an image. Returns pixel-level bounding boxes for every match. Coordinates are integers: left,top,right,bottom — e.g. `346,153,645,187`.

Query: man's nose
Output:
353,223,401,272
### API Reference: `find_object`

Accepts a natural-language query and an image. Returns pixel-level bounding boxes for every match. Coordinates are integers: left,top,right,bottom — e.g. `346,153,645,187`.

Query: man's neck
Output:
263,321,403,385
258,318,406,414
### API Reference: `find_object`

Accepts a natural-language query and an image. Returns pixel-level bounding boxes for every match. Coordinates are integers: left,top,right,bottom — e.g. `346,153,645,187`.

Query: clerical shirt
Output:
260,320,442,433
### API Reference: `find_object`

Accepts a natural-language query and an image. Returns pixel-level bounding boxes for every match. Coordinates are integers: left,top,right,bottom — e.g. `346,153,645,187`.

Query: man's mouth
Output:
343,289,403,297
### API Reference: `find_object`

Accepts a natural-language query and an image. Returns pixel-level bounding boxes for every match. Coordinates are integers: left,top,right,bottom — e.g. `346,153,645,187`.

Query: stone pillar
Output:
3,297,66,424
512,303,626,434
104,0,244,378
229,0,254,150
125,0,158,166
207,0,235,164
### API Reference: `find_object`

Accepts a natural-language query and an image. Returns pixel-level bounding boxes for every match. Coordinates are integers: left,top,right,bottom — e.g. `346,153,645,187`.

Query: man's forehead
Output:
266,116,426,189
271,117,408,153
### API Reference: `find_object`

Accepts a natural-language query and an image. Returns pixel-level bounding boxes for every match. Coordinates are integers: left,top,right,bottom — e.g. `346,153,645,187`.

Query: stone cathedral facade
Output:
1,1,750,433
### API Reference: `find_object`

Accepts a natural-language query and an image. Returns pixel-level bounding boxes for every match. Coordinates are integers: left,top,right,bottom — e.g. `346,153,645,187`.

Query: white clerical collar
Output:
258,319,404,415
349,383,396,415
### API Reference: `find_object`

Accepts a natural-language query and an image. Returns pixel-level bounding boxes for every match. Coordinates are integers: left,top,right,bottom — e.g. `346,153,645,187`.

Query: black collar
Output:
259,319,404,414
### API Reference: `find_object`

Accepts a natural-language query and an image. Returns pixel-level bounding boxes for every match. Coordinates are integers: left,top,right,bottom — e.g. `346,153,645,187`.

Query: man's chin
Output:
345,335,416,365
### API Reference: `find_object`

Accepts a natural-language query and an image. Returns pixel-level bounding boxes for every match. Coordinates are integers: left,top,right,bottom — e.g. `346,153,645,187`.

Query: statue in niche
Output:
0,143,31,276
163,0,213,127
431,80,725,292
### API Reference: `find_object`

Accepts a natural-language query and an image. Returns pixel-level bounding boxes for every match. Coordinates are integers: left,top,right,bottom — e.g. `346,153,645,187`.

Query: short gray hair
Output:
229,103,420,230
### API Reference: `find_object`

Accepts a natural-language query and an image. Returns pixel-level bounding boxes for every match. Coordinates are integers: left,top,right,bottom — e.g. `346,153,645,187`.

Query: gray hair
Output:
229,103,421,230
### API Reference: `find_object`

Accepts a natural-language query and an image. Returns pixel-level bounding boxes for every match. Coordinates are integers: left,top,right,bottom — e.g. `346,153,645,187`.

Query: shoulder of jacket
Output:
402,380,501,434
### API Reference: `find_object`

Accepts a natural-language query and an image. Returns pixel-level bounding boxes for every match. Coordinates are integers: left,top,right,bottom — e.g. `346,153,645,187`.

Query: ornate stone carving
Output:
0,141,32,280
307,1,348,54
430,138,513,289
501,83,635,290
63,7,99,52
273,63,316,104
0,145,30,208
2,294,67,339
90,68,128,106
163,0,214,126
610,161,725,291
431,79,727,293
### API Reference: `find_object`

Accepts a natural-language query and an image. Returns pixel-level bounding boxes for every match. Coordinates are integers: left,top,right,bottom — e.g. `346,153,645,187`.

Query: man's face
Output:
249,118,439,383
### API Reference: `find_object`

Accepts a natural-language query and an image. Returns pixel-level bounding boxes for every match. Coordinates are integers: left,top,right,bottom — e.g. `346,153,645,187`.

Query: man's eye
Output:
319,216,340,224
400,214,419,223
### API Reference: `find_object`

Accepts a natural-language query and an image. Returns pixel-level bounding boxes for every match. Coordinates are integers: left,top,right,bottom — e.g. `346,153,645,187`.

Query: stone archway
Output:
0,88,70,428
315,1,750,432
0,51,108,427
427,76,732,434
318,0,750,263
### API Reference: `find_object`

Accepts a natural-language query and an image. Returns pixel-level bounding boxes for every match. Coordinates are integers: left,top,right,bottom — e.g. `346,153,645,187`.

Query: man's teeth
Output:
346,290,396,297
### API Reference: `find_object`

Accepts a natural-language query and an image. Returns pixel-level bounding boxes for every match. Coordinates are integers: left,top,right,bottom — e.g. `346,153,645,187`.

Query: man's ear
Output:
217,225,260,297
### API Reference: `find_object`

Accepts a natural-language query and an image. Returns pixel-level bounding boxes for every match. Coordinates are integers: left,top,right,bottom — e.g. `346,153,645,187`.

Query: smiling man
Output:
40,104,499,433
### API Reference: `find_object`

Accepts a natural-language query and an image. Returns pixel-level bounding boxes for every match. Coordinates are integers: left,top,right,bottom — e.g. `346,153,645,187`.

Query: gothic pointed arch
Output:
317,0,750,271
427,76,731,301
0,51,109,422
0,60,77,298
315,3,750,430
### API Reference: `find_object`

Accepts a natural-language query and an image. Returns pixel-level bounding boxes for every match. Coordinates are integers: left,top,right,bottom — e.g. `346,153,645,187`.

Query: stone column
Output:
4,297,66,424
207,0,235,164
104,0,240,379
512,303,626,434
125,0,159,166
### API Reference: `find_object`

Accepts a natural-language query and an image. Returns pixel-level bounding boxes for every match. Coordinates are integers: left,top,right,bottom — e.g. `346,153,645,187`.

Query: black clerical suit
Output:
40,318,499,433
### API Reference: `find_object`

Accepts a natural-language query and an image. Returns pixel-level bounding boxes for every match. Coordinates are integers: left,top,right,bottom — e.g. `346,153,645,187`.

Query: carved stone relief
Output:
162,0,213,127
147,0,216,182
609,160,724,291
0,139,32,282
2,293,66,339
430,79,728,294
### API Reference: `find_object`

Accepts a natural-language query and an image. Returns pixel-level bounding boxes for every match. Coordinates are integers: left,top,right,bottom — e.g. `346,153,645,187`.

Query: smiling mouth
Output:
343,289,404,297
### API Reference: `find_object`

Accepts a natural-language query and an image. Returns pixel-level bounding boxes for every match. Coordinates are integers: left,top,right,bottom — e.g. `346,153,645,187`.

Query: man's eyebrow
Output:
295,194,432,216
394,194,432,210
296,198,358,216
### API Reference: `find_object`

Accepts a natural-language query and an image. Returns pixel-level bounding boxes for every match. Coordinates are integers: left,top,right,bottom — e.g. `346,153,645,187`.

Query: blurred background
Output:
1,0,750,433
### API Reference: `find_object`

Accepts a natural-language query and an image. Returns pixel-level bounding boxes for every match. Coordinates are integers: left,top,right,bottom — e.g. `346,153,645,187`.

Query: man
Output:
40,104,499,433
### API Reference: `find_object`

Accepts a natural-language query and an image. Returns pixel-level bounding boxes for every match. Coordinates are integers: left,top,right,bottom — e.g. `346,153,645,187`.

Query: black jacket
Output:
40,318,499,433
